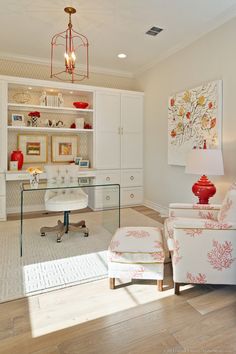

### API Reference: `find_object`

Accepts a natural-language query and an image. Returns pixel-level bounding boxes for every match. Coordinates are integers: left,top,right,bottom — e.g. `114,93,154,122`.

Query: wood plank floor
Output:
0,206,235,354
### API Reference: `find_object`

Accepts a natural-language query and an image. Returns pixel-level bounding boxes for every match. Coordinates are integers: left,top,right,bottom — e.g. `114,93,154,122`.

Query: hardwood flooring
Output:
0,206,235,354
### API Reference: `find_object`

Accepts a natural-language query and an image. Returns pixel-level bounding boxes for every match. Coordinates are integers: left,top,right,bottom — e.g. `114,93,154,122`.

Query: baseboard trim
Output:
7,204,45,214
144,199,168,217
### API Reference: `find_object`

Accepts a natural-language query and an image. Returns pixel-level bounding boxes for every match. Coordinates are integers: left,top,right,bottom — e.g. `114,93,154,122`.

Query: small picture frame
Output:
78,177,90,185
74,156,82,165
12,114,25,126
9,161,18,171
79,160,90,168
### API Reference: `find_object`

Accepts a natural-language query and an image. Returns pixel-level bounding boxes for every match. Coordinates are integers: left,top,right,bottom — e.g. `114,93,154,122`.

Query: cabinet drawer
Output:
121,187,143,206
0,196,6,219
0,174,6,196
121,170,143,187
93,187,120,209
95,171,120,185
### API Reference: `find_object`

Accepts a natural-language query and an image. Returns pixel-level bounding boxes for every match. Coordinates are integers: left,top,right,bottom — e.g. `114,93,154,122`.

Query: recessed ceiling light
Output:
118,53,127,59
49,89,54,92
70,91,73,94
28,87,32,90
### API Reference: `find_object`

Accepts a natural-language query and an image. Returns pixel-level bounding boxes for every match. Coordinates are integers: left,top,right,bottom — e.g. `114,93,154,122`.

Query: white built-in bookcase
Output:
0,75,144,219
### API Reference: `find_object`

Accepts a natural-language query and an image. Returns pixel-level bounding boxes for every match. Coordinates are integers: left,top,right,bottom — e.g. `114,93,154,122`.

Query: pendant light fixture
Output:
50,7,89,83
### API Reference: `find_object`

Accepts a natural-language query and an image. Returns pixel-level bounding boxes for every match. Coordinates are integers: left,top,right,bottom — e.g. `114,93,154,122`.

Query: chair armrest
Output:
169,203,221,219
173,219,236,230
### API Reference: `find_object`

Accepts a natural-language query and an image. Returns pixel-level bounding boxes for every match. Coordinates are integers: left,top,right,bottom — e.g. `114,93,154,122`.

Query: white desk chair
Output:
40,165,89,242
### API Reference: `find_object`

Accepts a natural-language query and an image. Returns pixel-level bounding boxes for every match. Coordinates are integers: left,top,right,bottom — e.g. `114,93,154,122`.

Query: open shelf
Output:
8,126,94,133
8,103,94,114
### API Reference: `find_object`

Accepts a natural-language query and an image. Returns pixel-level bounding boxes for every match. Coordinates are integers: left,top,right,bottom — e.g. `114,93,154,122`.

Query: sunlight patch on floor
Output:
27,278,188,337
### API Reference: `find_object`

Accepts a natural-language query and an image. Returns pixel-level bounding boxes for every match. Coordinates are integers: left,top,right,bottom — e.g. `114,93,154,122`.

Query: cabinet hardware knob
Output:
130,193,134,198
106,176,110,181
106,196,111,200
130,176,134,180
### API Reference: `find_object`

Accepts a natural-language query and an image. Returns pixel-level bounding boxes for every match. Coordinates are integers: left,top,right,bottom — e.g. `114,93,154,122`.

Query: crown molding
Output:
0,52,134,79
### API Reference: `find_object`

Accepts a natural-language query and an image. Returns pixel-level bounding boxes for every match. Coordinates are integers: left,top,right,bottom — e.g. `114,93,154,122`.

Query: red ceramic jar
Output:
11,150,24,170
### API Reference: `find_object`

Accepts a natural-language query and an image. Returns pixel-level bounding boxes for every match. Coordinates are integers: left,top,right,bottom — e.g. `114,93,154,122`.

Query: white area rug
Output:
0,208,162,303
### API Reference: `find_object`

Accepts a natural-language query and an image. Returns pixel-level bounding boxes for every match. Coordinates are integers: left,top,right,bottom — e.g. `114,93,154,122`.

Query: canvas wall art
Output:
168,80,222,166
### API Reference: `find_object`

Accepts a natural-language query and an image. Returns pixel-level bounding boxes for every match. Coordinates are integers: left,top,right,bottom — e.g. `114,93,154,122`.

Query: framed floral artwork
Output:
18,135,48,163
168,80,222,166
51,135,77,162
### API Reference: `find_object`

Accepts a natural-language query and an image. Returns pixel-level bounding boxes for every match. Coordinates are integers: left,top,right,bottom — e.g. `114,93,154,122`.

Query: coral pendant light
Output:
50,7,89,83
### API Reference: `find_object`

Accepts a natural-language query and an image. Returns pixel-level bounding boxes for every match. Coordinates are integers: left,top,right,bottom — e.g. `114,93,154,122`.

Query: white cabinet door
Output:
121,94,143,169
0,81,8,172
95,92,121,169
121,169,143,187
121,187,143,206
96,170,121,185
0,174,6,195
0,196,6,220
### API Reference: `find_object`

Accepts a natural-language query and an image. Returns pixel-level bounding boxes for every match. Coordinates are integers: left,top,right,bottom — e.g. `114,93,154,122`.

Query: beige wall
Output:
0,59,136,90
135,18,236,208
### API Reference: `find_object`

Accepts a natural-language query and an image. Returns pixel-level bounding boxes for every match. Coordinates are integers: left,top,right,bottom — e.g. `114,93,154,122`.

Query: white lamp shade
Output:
185,149,224,176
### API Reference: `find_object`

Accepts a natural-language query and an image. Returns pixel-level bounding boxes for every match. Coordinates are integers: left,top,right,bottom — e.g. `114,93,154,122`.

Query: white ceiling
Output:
1,0,236,77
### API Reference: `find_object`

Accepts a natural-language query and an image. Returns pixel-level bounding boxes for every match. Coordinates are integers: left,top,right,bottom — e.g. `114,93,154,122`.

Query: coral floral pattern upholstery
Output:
218,182,236,223
164,196,236,286
108,227,164,281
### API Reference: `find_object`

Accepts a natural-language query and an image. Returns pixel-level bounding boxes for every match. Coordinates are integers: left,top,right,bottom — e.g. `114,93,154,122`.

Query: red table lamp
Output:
185,147,224,204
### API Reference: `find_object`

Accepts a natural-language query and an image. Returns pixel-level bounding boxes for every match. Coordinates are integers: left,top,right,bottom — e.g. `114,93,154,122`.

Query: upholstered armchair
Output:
40,165,89,242
164,183,236,294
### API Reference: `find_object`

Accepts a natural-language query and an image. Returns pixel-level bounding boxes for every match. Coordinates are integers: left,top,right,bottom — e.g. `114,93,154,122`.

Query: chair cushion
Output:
218,182,236,223
108,250,165,264
45,191,88,212
109,227,163,253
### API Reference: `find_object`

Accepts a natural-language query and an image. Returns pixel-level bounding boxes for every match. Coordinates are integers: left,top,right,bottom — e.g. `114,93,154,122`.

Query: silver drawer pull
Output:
130,193,134,198
106,196,111,200
130,176,134,181
106,176,110,181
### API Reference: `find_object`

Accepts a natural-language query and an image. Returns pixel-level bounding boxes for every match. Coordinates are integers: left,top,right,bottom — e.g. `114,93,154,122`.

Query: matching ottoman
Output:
108,227,165,291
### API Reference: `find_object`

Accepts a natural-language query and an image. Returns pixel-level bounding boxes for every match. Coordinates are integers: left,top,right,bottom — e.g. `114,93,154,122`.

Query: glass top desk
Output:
20,181,120,257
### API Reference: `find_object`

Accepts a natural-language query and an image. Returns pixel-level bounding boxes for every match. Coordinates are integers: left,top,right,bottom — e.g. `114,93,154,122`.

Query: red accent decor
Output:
192,175,216,204
28,111,40,117
73,101,89,109
11,150,24,170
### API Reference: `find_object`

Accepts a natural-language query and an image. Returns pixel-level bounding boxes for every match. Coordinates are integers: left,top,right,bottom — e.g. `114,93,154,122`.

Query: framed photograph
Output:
12,114,25,126
79,159,90,168
18,135,48,163
9,161,18,171
78,177,90,185
74,156,82,165
52,135,77,162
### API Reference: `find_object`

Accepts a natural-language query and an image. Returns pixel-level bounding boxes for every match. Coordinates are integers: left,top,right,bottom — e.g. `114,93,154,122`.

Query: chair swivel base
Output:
40,219,89,243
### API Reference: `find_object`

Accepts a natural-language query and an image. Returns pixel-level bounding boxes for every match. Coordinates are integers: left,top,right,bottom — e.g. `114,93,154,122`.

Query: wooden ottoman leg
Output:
109,278,115,289
157,280,163,292
174,282,180,295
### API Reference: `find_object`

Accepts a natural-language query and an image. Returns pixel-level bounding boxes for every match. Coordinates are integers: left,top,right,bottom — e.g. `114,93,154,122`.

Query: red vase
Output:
11,150,24,170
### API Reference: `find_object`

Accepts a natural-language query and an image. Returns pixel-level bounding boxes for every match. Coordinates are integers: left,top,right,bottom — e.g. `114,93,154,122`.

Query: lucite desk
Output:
20,181,120,256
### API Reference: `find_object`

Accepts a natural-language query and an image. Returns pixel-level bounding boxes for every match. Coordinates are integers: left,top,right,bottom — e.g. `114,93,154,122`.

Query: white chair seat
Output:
45,191,88,212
